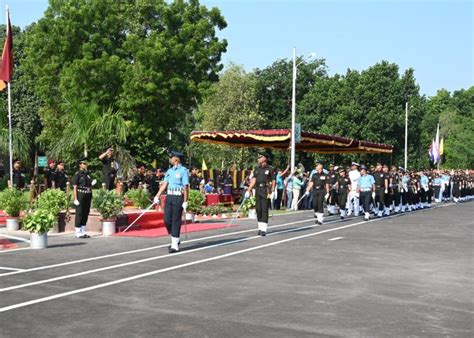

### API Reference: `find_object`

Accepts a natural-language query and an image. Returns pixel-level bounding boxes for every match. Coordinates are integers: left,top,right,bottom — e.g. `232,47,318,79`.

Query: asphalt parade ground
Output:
0,202,472,337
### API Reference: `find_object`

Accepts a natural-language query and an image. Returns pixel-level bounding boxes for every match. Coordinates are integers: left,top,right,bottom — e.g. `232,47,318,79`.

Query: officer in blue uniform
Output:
357,165,375,221
154,150,189,253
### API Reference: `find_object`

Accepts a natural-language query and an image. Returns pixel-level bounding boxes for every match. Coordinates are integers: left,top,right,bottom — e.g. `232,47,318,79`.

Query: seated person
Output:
204,179,215,194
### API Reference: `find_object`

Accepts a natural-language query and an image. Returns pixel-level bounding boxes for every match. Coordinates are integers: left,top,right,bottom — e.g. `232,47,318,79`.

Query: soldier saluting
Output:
99,147,117,190
245,151,276,236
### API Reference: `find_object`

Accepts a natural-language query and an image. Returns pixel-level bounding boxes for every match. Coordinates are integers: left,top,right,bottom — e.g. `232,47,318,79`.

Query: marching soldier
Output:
419,171,429,208
99,147,117,190
373,163,388,217
154,150,189,253
347,162,361,217
304,163,329,225
73,158,95,239
44,160,56,189
388,166,401,213
54,160,68,191
246,151,276,236
357,165,375,221
336,168,351,219
382,164,392,215
327,164,338,215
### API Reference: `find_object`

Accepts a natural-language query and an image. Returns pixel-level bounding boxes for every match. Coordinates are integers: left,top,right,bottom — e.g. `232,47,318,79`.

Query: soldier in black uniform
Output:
327,164,338,215
427,170,434,206
189,167,201,191
99,147,117,190
73,158,94,239
388,166,401,213
373,163,388,217
336,168,351,219
246,152,275,236
54,161,68,191
149,169,165,197
44,160,56,189
305,163,330,225
10,160,26,190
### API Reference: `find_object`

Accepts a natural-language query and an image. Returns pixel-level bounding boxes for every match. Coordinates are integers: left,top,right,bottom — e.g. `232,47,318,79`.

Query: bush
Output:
125,189,150,209
0,188,28,217
241,196,256,216
23,209,56,234
92,189,124,220
187,190,205,213
37,189,67,215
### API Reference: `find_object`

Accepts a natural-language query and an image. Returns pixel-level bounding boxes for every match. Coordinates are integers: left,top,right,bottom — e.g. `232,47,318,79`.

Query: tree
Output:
192,64,266,168
23,0,227,164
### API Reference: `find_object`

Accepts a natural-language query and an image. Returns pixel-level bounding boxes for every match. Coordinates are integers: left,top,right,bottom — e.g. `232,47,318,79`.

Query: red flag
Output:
0,8,13,91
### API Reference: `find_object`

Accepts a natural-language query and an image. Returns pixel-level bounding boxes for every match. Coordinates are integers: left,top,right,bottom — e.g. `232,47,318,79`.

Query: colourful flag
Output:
433,124,440,164
151,159,157,169
202,159,208,171
429,140,434,162
439,138,444,156
0,8,13,91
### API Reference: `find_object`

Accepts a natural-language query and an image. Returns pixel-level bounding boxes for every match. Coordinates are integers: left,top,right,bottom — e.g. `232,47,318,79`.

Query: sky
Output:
6,0,473,96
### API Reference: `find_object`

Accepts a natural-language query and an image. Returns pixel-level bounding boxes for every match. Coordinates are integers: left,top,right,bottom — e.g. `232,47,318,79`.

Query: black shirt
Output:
12,169,25,189
254,165,275,186
45,168,56,188
101,156,116,177
337,176,351,190
311,172,328,191
328,171,337,185
374,171,387,187
390,172,400,187
55,170,68,191
73,170,92,191
190,174,201,190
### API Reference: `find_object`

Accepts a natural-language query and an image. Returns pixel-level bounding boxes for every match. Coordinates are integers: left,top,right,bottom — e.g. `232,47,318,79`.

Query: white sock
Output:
80,225,86,235
75,227,82,238
260,222,268,232
171,236,180,250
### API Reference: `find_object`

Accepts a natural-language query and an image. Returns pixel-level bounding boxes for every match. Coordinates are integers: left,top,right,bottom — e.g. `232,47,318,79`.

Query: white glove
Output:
304,190,310,196
244,191,250,199
74,199,80,206
153,196,160,205
384,189,388,194
271,191,277,200
182,201,188,210
91,179,97,186
324,193,329,200
372,192,376,199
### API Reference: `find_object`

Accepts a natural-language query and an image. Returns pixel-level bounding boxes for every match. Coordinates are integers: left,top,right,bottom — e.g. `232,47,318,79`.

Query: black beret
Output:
360,165,368,170
257,151,271,159
78,157,88,165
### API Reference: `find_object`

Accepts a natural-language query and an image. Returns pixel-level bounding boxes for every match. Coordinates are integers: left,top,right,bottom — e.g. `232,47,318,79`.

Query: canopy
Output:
190,129,393,154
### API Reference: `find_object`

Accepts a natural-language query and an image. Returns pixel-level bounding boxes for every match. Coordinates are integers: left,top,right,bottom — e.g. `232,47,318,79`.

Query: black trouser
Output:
360,191,372,213
452,184,460,198
75,192,92,227
375,187,385,211
427,188,433,203
434,186,441,200
256,187,270,223
338,189,348,210
443,184,450,199
391,187,400,207
104,174,115,190
275,188,283,210
313,189,325,213
328,189,337,206
401,190,408,206
164,195,183,238
420,188,427,203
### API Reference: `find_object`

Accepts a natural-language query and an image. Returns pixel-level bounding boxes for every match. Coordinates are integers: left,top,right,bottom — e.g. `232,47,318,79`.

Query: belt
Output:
360,188,371,192
257,183,268,187
375,185,384,188
78,188,91,194
167,189,183,196
314,186,322,189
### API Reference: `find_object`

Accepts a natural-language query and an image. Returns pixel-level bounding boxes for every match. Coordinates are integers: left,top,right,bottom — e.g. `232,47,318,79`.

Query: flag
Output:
439,138,444,156
0,8,13,91
201,159,208,171
151,159,157,169
429,140,434,162
433,124,440,164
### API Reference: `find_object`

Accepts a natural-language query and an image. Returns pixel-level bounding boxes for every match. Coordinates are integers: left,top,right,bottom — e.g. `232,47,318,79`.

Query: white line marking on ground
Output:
0,247,31,255
328,237,343,241
0,216,319,277
0,203,453,302
0,234,30,243
0,267,25,272
0,205,454,314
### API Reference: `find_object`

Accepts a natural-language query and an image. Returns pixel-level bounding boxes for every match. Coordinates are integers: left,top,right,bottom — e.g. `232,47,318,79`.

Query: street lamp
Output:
291,48,315,172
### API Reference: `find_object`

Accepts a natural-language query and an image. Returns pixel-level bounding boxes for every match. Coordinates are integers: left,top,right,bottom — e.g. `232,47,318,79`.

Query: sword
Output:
226,195,248,228
122,202,156,233
182,208,188,240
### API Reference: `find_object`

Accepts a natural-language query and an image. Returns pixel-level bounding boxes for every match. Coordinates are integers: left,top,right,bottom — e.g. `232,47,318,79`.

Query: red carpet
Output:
114,222,237,238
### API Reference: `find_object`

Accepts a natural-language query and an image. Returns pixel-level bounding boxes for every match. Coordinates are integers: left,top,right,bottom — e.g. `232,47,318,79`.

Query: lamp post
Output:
291,48,315,172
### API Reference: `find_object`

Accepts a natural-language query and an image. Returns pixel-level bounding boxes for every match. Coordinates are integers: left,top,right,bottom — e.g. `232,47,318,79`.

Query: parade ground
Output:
0,202,472,337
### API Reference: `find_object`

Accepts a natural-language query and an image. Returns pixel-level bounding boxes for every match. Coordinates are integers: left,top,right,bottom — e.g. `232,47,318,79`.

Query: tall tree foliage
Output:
23,0,227,165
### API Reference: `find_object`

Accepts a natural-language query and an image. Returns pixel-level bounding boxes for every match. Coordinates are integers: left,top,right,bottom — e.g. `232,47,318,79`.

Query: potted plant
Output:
92,189,124,236
241,196,257,219
36,189,68,233
23,209,56,249
186,190,204,223
125,188,150,209
0,188,27,231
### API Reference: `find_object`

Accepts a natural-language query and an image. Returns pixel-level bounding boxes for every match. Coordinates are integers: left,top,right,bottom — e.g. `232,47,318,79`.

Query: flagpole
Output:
8,81,12,187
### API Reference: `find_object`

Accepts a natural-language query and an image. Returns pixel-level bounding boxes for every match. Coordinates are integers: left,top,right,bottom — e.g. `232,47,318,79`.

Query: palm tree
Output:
0,127,31,164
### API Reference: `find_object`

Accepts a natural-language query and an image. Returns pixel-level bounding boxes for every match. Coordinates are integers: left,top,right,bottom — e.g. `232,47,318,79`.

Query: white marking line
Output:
0,205,453,314
0,267,25,272
0,233,30,243
0,203,453,297
0,216,318,277
0,247,31,254
328,237,343,241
